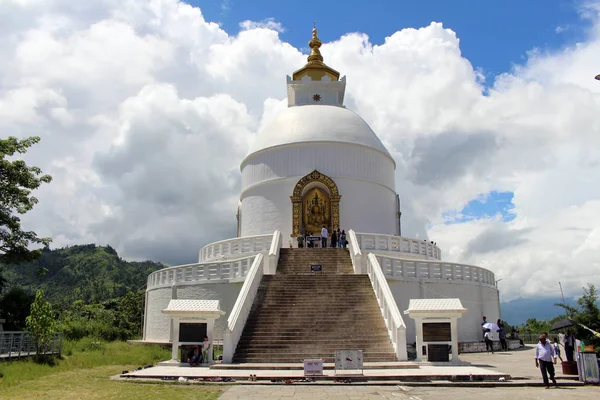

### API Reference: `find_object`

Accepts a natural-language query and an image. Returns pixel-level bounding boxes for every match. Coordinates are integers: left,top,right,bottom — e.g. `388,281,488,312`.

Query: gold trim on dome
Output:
290,170,341,237
292,26,340,82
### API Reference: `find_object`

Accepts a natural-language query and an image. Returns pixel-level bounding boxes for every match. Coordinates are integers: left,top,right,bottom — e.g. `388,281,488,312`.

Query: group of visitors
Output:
298,226,347,248
321,226,347,248
479,315,578,389
186,335,211,366
481,316,508,353
533,329,578,388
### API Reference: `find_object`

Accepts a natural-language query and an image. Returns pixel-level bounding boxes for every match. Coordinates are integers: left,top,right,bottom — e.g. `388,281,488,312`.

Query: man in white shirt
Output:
535,333,557,389
321,225,328,248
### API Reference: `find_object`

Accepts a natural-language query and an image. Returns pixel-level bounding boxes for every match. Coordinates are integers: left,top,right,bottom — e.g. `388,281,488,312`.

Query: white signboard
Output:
303,359,323,376
335,350,363,370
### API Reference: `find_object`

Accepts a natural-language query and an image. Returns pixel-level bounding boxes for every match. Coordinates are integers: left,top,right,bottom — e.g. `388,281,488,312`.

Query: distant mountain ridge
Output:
2,244,165,305
500,296,576,326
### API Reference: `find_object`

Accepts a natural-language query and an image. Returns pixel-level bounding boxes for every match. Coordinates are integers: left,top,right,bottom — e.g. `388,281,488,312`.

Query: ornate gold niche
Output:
290,170,341,237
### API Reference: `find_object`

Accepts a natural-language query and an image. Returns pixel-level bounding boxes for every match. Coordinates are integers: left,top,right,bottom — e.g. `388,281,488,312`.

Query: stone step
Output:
232,355,398,362
235,341,393,348
245,314,385,321
248,307,381,312
237,338,390,345
233,248,394,363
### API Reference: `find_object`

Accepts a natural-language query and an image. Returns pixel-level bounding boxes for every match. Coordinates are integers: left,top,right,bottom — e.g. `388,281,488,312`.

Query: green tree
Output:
1,136,52,264
556,284,600,350
0,286,33,330
26,289,56,357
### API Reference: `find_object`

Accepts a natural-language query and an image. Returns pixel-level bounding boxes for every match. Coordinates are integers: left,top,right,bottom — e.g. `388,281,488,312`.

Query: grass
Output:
0,338,223,399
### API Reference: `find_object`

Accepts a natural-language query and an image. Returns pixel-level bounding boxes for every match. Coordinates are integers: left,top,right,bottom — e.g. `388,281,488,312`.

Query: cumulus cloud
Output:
2,0,600,299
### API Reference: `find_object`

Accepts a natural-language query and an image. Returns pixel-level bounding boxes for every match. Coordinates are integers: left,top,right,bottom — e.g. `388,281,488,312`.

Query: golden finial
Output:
291,24,340,81
307,24,323,64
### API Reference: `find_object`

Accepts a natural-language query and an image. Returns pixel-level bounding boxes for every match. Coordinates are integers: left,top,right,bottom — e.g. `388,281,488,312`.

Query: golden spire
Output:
292,24,340,81
307,26,323,64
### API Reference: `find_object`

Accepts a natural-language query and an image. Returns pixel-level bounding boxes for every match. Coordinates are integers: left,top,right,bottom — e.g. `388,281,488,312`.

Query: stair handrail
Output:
347,229,365,274
366,253,408,361
223,252,264,363
266,230,282,274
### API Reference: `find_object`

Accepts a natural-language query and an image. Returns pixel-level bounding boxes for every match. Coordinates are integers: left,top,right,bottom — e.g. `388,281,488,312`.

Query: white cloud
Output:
2,0,600,300
239,18,285,33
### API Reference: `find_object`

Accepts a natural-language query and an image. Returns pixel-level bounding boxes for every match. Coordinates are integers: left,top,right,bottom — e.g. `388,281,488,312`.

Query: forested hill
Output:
2,244,165,305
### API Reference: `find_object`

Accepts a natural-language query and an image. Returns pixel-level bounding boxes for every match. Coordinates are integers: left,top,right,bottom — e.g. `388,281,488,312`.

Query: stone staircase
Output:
232,248,397,363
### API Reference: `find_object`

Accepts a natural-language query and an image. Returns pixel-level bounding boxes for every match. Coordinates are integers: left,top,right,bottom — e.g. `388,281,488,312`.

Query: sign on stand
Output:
335,350,364,375
303,359,324,376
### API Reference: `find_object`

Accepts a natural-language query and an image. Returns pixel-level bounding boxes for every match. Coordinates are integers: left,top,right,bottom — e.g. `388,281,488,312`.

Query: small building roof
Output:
404,298,467,314
162,300,224,316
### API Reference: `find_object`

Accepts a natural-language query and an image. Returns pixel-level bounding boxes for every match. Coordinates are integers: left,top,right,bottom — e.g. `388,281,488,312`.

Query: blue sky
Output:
190,0,591,81
443,191,516,224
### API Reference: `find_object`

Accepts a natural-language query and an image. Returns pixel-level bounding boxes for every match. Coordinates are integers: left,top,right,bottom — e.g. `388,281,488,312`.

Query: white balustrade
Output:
375,255,496,287
199,234,273,262
365,254,408,361
223,253,265,363
265,230,282,274
348,229,365,274
347,230,407,360
147,256,255,290
222,231,283,363
354,232,441,260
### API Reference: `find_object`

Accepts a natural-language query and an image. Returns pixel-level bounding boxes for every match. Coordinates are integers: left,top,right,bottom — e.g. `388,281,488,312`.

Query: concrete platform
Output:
210,361,420,370
120,363,510,382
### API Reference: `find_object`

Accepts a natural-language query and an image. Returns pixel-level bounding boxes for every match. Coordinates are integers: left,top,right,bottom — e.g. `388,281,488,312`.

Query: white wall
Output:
240,176,397,239
144,286,173,342
388,280,500,343
144,282,243,342
175,283,243,339
241,142,396,193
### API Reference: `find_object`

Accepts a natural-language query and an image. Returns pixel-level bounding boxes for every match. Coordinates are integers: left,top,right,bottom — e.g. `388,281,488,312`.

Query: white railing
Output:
199,233,273,262
147,256,255,290
366,254,408,361
223,253,265,363
375,255,496,287
265,230,282,274
355,232,441,260
348,229,365,274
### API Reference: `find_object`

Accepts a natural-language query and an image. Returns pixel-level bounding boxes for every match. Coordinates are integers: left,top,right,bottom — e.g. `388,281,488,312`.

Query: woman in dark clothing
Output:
340,230,347,248
331,229,337,248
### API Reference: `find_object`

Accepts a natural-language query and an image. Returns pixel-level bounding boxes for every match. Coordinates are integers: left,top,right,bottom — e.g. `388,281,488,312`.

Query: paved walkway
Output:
219,385,600,400
459,344,570,379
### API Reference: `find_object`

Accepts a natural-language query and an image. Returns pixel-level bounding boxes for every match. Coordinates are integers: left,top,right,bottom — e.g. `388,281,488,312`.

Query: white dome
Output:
248,105,392,160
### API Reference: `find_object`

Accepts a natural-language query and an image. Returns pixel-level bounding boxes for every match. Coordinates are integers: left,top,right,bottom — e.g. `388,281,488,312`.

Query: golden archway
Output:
290,170,341,237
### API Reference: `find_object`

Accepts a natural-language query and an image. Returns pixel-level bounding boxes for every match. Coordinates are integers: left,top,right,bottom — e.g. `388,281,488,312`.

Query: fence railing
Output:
375,255,496,287
199,234,273,262
0,331,63,358
354,233,441,260
147,256,255,290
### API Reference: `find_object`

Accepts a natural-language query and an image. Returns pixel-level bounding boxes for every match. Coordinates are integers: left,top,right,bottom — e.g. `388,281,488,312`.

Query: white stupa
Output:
142,27,500,362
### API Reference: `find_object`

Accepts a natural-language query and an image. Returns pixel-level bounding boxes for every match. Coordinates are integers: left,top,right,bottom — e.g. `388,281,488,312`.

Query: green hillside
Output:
2,244,165,305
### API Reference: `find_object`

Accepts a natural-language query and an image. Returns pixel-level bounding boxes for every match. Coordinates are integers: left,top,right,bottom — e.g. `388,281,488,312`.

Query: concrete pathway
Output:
219,385,600,400
459,344,571,379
